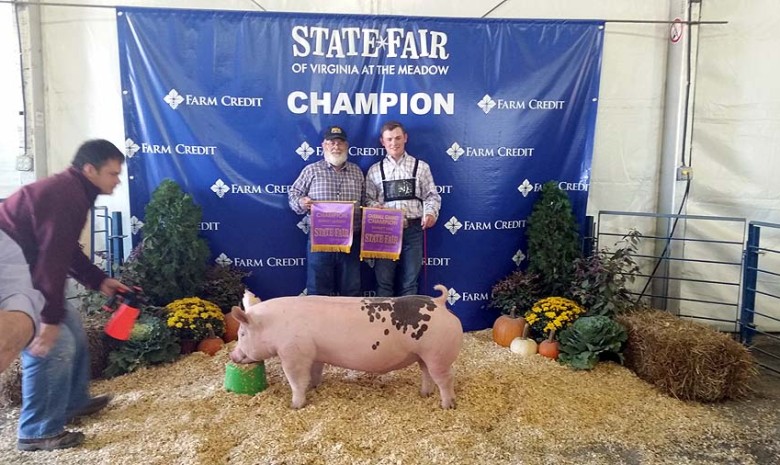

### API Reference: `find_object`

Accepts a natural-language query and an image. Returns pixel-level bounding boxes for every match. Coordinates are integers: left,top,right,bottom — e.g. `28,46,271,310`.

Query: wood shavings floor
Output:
1,330,778,464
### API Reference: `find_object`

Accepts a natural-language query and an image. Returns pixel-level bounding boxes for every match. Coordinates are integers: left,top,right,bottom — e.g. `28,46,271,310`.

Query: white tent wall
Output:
2,1,779,327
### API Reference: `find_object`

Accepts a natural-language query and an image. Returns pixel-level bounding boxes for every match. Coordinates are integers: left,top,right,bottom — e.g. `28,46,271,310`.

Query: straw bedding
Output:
0,330,777,465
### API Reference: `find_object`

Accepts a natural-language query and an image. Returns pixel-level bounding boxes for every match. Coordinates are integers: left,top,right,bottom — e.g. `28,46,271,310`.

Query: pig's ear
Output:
231,306,250,325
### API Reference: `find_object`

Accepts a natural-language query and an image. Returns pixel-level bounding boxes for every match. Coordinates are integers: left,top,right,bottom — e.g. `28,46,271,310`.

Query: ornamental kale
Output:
558,315,627,370
103,314,180,378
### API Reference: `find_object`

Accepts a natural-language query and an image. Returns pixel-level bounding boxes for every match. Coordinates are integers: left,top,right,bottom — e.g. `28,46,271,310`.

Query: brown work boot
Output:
17,431,85,451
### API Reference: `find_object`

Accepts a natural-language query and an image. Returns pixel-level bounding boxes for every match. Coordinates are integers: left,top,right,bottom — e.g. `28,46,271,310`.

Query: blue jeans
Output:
374,222,423,297
306,237,361,296
18,302,91,440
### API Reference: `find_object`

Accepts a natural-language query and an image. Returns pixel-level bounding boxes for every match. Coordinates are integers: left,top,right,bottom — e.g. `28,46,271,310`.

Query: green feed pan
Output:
224,361,267,395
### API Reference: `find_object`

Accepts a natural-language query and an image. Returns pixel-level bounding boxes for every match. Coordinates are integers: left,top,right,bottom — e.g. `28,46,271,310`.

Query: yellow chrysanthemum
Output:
524,296,585,337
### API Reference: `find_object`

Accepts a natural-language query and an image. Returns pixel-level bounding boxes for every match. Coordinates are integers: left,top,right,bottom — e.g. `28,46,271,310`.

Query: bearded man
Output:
288,126,365,296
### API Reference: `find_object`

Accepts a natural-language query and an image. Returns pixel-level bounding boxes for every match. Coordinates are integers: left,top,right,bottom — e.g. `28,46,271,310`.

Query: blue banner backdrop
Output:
117,8,604,331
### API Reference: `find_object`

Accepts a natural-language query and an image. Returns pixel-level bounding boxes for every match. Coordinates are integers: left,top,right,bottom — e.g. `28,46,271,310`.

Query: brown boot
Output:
18,431,85,451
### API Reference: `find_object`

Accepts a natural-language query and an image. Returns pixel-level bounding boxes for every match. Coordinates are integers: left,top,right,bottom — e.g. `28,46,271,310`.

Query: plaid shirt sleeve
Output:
288,164,313,215
365,163,383,207
416,160,441,220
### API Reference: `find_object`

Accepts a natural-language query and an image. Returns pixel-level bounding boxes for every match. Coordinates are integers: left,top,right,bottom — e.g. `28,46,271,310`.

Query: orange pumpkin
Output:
223,310,240,343
492,307,526,347
197,337,225,356
538,329,560,360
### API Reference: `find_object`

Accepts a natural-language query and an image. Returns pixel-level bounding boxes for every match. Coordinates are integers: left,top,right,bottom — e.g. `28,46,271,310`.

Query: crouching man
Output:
0,139,129,451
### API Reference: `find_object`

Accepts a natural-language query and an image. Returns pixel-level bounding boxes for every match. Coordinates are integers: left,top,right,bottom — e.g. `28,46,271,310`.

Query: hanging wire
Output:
0,0,728,25
0,0,268,9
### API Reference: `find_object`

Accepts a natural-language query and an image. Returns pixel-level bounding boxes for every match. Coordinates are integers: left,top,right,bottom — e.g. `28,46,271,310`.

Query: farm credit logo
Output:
210,179,290,198
444,216,526,235
477,94,566,115
295,141,386,161
214,253,305,268
125,138,216,157
446,142,535,161
446,288,489,305
163,89,263,110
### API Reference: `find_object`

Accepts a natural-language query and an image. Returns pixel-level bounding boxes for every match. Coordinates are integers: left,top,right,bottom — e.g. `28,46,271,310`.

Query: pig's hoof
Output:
419,388,433,397
291,400,307,409
440,399,456,409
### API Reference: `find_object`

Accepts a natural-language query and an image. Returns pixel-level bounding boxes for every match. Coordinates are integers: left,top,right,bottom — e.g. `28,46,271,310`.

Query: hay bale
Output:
0,358,22,407
617,310,757,402
85,316,122,379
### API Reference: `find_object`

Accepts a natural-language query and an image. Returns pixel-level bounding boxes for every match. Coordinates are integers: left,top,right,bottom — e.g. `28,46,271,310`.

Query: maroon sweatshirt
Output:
0,166,107,325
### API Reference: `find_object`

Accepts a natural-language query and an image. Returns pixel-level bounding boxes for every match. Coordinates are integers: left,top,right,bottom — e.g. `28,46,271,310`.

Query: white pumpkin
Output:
510,336,538,356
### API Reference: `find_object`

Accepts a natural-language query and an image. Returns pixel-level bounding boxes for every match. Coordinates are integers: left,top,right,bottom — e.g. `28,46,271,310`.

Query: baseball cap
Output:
323,126,348,141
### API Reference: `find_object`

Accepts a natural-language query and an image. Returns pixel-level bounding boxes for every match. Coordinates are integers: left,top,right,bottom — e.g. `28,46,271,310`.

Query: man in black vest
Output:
365,121,441,296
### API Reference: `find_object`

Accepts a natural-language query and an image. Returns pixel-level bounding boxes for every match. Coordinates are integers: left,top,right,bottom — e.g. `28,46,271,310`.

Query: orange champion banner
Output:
360,207,404,261
310,201,355,253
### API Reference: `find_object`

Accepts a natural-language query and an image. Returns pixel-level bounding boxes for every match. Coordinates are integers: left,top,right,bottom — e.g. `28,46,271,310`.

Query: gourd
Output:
538,329,560,360
492,307,526,347
197,335,225,356
510,324,538,356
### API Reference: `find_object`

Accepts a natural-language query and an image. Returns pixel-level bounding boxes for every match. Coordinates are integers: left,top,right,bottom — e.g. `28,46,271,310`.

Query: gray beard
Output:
325,152,347,166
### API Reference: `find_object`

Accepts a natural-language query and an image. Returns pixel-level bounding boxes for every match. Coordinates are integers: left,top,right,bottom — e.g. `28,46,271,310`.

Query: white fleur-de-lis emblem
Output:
517,179,534,197
444,216,463,235
164,89,184,109
130,216,144,235
446,142,465,161
125,138,140,158
447,288,461,305
296,142,315,161
512,249,526,266
477,94,496,114
297,220,310,234
215,253,232,266
211,179,229,198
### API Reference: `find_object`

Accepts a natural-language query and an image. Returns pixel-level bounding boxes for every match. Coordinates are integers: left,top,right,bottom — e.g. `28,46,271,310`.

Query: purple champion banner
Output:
310,202,355,253
360,207,404,261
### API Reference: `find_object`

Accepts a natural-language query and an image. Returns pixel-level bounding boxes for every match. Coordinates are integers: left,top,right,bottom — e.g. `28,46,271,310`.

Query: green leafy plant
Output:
131,179,210,306
199,265,250,314
103,314,180,378
489,270,543,315
526,181,582,296
558,315,627,370
74,287,109,317
569,230,642,318
116,243,147,290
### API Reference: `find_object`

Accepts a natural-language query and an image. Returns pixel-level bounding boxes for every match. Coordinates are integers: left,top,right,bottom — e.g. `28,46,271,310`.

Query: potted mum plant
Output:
524,296,586,340
165,297,225,353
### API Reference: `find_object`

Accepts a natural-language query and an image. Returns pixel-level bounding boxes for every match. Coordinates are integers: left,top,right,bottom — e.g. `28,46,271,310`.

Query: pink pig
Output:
229,284,463,409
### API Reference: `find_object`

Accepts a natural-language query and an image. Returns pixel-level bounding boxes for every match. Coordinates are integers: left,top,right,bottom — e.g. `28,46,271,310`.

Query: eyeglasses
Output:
325,139,347,145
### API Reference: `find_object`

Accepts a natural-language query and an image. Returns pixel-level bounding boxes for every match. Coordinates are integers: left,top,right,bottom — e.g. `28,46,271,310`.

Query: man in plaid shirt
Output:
365,121,441,296
288,126,365,296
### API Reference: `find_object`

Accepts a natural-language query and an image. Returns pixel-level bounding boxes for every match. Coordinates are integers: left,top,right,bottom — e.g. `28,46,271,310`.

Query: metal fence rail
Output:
596,211,747,332
596,211,780,375
740,221,780,374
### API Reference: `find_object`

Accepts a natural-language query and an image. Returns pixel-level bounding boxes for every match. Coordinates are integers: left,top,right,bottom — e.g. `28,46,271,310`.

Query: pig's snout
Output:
229,346,251,364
